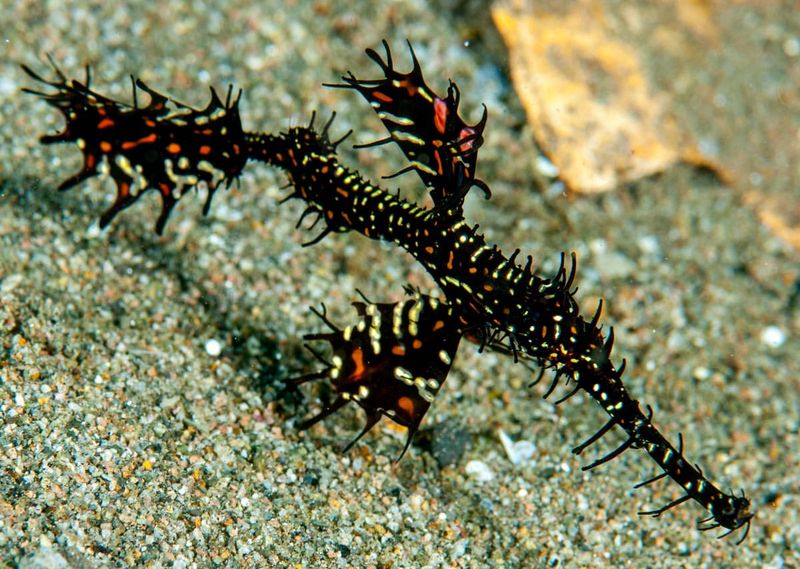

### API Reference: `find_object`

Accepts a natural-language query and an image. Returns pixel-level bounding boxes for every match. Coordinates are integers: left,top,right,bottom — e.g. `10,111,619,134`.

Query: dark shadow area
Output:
0,172,303,413
0,175,96,232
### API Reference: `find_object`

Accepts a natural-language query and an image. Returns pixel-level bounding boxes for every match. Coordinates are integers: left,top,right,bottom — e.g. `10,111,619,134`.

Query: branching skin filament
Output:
23,41,753,542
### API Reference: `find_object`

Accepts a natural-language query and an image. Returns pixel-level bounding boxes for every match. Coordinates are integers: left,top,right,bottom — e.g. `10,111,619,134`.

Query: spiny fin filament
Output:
326,40,489,211
23,61,246,234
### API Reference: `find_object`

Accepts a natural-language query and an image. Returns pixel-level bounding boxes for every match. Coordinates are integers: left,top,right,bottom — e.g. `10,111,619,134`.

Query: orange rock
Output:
492,0,725,193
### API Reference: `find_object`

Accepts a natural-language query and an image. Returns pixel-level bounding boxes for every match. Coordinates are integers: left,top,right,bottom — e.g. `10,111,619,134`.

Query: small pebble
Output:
465,460,494,482
637,235,660,255
535,155,560,177
760,326,785,348
205,338,223,356
498,429,536,465
784,37,800,57
18,545,69,569
693,366,711,381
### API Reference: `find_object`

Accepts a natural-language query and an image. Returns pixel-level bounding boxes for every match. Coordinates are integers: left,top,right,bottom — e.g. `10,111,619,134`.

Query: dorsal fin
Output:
326,40,490,211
